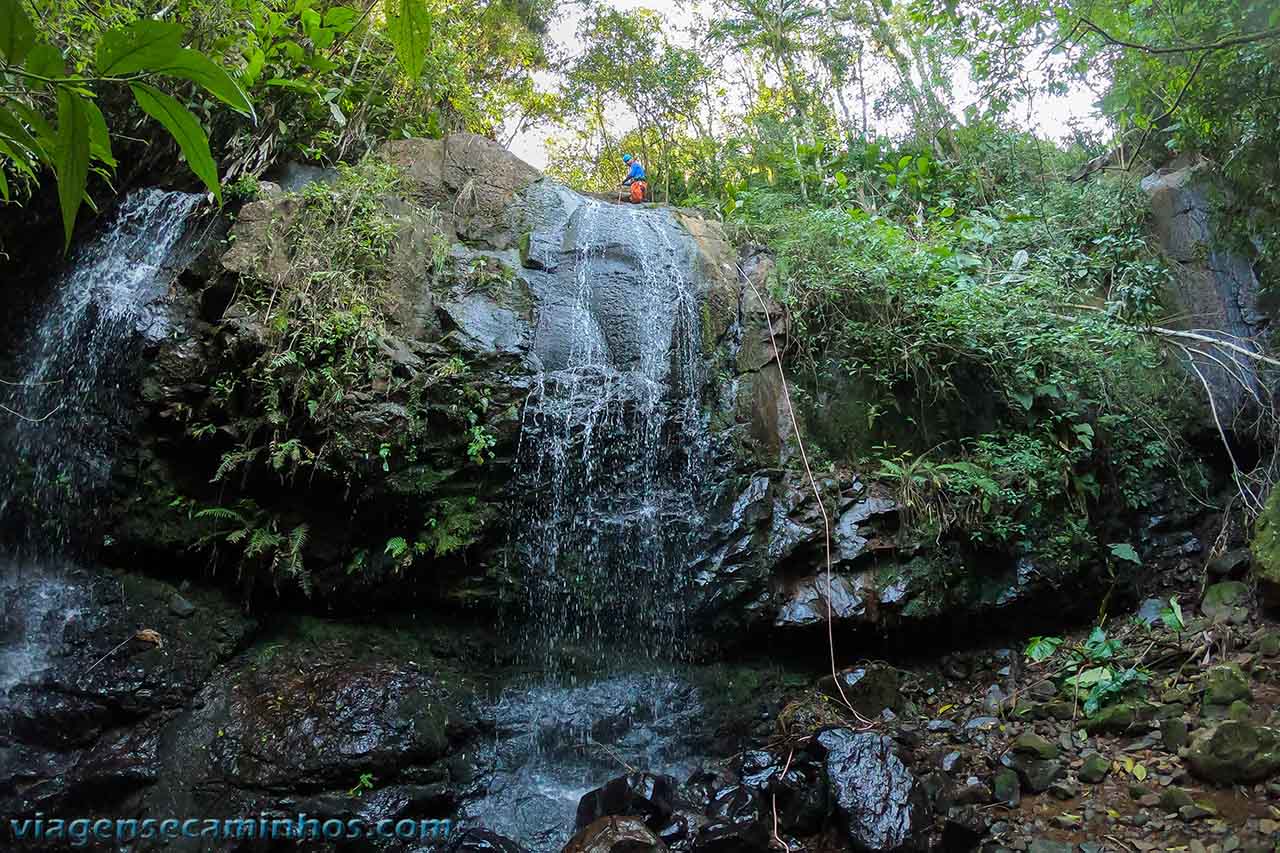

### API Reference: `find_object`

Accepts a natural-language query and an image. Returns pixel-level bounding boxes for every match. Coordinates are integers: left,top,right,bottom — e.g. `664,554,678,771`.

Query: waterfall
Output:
468,194,712,849
0,189,201,704
511,199,709,668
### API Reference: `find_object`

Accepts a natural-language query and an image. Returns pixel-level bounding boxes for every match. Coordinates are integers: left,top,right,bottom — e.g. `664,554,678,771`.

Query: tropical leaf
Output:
24,41,64,78
0,0,36,64
387,0,433,81
82,99,116,168
158,47,256,120
130,83,221,203
54,90,90,248
1108,542,1140,564
96,19,183,76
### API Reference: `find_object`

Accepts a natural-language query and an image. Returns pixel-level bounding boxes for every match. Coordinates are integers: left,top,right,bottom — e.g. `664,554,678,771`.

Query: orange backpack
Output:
629,180,647,203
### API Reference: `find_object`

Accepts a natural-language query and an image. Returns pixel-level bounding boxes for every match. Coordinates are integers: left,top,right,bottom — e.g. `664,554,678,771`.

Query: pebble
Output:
1180,803,1216,821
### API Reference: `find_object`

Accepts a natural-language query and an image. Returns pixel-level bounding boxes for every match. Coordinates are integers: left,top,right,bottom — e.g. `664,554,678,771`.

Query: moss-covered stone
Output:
1203,663,1251,706
1079,752,1110,783
1202,580,1250,624
1011,731,1060,760
1085,702,1136,734
1186,721,1280,785
1250,487,1280,609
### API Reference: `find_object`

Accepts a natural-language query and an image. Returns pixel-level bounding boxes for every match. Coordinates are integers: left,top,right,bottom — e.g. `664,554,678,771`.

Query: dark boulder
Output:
576,773,678,831
817,727,926,850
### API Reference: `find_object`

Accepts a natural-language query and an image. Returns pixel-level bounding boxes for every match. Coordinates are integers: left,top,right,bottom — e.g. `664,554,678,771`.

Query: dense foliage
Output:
0,0,557,247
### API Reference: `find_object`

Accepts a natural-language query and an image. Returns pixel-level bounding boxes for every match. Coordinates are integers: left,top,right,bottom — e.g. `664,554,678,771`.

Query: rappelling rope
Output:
735,261,877,732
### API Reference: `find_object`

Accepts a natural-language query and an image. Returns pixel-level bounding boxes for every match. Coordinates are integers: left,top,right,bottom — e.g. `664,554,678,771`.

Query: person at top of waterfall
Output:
621,154,647,203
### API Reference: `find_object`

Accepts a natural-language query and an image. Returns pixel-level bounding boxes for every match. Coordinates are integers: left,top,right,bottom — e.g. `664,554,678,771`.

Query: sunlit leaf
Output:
158,48,256,121
387,0,433,81
96,19,182,76
130,83,221,204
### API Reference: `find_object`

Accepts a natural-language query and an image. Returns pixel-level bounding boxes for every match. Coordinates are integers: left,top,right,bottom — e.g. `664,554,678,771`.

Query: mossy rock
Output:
1079,752,1109,784
1011,731,1060,760
1201,580,1250,624
1250,487,1280,609
1203,663,1251,706
1084,702,1136,734
1185,721,1280,785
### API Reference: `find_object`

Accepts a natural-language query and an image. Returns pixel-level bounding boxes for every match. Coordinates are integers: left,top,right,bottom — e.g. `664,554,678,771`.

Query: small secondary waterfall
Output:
469,194,712,848
0,189,201,704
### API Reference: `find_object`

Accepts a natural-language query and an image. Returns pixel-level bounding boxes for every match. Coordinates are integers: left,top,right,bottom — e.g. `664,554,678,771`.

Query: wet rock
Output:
941,751,963,773
691,818,772,852
1202,581,1250,625
818,663,902,718
775,574,865,627
1079,752,1109,784
994,768,1021,806
1137,597,1167,625
1208,549,1251,578
817,727,924,850
1185,721,1280,785
1047,780,1078,800
576,773,677,831
167,593,196,617
965,716,1000,732
1203,664,1251,706
983,684,1008,714
1000,749,1064,794
943,805,988,849
563,816,668,853
448,829,530,852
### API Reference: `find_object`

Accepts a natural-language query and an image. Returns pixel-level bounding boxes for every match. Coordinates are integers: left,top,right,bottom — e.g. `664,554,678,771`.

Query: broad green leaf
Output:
158,48,256,120
0,105,46,165
130,83,221,204
54,89,91,249
0,0,36,64
1025,635,1062,662
81,99,116,168
324,6,358,30
0,133,37,180
387,0,433,81
1108,543,1140,564
0,162,8,201
7,103,55,164
25,42,64,78
96,20,182,76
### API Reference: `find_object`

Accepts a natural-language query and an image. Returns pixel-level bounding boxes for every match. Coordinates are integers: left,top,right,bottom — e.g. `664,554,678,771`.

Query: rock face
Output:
1142,153,1269,422
0,569,255,818
817,727,925,850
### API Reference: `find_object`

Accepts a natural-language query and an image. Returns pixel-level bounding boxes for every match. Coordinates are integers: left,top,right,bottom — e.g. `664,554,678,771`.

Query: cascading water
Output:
0,189,201,705
512,199,708,666
466,193,713,848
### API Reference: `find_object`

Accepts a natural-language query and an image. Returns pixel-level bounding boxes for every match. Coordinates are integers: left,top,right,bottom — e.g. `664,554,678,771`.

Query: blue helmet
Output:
622,154,633,163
